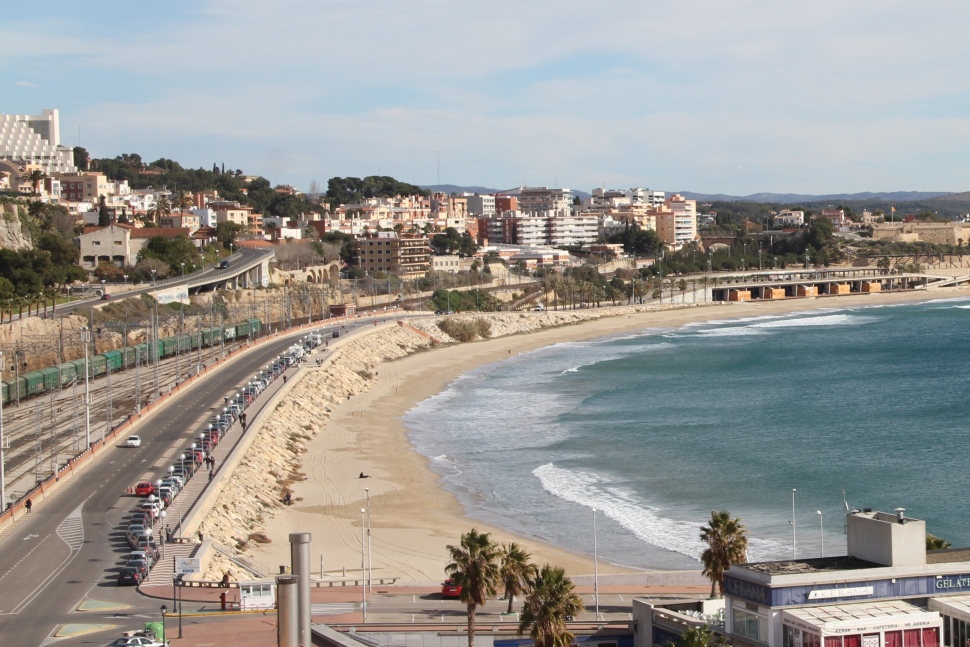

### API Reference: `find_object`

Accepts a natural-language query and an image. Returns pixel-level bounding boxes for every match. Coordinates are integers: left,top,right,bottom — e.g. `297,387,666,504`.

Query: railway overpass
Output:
708,267,954,302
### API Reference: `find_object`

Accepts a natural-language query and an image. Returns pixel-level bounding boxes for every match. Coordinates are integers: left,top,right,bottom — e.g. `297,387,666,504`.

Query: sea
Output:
403,297,970,571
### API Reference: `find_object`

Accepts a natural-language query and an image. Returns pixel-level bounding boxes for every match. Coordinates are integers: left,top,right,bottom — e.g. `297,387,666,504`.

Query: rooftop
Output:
741,555,881,575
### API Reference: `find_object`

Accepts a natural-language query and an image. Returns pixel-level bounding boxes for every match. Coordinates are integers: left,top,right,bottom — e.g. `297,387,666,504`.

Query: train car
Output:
89,354,107,378
250,318,262,336
236,320,251,338
20,370,46,397
103,350,124,372
1,380,7,404
39,367,61,391
160,336,178,357
120,346,138,367
57,362,78,385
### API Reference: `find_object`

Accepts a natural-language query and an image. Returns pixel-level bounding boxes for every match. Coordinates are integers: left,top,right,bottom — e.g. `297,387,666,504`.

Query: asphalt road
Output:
0,316,376,646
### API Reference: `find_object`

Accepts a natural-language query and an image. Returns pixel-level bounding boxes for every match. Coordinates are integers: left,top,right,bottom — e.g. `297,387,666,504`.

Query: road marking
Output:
22,533,39,540
1,501,87,615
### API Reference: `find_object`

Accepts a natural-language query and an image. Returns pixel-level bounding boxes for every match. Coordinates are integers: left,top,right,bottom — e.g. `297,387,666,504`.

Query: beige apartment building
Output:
654,193,698,247
357,233,430,279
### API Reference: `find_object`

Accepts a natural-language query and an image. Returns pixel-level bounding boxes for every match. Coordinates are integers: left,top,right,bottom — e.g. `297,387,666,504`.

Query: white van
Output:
534,304,545,311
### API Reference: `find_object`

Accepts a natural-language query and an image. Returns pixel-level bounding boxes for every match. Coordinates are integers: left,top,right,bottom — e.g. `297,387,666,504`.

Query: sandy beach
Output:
244,287,970,584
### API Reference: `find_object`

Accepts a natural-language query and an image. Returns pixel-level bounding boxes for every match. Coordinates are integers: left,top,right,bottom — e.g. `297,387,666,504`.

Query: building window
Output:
734,608,767,643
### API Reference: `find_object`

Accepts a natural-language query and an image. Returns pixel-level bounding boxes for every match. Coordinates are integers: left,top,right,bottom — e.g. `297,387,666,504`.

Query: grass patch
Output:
248,532,272,544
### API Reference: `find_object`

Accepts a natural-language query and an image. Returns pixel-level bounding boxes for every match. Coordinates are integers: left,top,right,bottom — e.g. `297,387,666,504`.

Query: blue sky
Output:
5,0,970,195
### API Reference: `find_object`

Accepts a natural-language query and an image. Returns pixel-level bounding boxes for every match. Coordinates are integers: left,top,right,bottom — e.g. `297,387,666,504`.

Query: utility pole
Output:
0,351,5,509
104,361,112,442
81,326,91,448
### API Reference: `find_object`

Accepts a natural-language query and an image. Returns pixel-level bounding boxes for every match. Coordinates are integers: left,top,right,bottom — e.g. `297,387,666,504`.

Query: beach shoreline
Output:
244,287,970,584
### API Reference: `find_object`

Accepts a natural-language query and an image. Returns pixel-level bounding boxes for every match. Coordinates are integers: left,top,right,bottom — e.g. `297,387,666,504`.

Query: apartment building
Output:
77,224,191,269
0,108,77,174
356,232,430,278
654,194,698,247
515,186,573,216
209,201,252,227
590,187,665,210
775,210,805,227
464,194,496,217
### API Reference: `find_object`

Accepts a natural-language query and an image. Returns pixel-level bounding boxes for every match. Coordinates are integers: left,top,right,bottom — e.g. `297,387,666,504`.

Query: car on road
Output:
125,435,141,448
106,636,165,647
134,481,154,496
125,556,149,579
116,566,143,586
218,260,231,269
441,579,462,598
100,293,112,300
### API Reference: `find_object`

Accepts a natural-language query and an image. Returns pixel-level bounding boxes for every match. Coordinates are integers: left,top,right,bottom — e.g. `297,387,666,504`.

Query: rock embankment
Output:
197,303,710,577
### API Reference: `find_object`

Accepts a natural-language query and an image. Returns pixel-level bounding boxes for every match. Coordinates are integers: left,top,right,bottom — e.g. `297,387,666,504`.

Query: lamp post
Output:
592,507,600,621
361,508,367,622
101,278,106,298
0,351,4,510
817,510,823,558
151,269,157,286
160,604,167,642
180,453,186,477
159,510,167,557
80,326,92,449
365,487,372,594
790,488,797,560
181,261,185,279
124,274,128,287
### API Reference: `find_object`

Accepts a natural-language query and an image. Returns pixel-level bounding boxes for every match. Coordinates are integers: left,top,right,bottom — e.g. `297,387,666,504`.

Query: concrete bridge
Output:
708,267,949,302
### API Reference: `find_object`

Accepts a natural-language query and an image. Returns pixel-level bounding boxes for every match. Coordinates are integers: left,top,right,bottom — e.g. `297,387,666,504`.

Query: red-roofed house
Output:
77,224,191,270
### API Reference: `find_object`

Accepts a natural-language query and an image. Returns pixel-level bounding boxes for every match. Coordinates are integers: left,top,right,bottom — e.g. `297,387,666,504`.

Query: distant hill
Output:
680,191,953,203
927,191,970,203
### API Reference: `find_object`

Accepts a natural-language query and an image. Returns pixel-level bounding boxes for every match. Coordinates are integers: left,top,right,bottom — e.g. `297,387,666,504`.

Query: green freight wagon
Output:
103,350,124,372
20,370,45,396
39,366,61,390
57,362,78,385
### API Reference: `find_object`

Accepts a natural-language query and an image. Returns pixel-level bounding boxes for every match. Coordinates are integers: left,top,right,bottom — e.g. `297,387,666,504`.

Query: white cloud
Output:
6,0,970,192
15,81,39,88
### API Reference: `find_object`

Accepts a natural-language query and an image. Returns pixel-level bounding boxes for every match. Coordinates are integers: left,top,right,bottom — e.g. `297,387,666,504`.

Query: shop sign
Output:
808,586,874,600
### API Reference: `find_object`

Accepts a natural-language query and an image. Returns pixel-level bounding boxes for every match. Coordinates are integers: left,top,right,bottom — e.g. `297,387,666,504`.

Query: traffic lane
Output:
0,324,390,642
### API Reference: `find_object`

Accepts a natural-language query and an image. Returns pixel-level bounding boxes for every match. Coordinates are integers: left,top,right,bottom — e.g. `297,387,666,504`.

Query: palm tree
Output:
700,510,749,598
23,169,46,194
927,534,952,550
500,543,535,614
174,190,193,214
147,197,172,223
446,529,500,647
518,564,584,647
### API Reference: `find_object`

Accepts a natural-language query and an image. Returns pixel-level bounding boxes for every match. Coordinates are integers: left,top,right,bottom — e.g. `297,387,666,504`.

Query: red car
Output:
134,482,154,496
441,579,462,598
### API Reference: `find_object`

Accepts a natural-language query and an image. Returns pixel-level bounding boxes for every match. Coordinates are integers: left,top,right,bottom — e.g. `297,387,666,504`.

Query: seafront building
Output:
707,509,970,647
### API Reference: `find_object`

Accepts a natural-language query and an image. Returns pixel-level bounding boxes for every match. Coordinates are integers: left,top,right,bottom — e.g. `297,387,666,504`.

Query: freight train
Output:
1,318,263,405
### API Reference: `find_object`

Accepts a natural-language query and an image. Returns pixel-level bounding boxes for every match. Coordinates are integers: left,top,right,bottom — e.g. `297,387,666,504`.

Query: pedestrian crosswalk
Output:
311,603,357,616
56,504,84,552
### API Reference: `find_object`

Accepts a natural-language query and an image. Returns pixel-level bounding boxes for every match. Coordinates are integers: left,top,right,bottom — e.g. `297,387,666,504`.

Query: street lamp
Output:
365,487,372,594
0,351,4,509
180,453,186,476
790,488,797,560
160,604,167,642
592,507,600,620
151,269,157,286
124,274,128,287
101,278,106,298
80,326,92,449
159,511,167,557
361,508,367,622
817,510,823,558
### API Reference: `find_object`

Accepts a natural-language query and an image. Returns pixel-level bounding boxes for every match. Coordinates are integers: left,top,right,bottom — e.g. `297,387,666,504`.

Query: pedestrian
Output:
283,375,287,384
211,457,216,471
198,530,204,542
166,525,171,542
25,498,32,514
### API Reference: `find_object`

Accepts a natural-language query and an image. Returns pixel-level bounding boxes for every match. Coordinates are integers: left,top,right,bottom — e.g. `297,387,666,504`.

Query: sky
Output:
4,0,970,195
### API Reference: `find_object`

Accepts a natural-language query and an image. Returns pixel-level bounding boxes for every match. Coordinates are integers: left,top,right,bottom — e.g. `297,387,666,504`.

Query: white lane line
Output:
3,500,87,615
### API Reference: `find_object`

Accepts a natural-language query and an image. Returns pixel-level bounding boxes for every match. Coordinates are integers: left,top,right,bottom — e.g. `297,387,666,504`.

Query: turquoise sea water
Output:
403,298,970,570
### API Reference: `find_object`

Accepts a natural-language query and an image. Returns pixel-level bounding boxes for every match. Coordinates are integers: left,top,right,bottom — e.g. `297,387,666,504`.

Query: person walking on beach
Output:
25,498,32,514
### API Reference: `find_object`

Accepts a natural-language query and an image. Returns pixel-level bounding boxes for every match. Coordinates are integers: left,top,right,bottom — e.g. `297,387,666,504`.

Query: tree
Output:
665,625,729,647
73,146,89,171
927,534,952,550
518,564,584,647
98,195,110,227
700,510,749,598
446,529,500,647
500,543,535,614
23,169,46,194
147,197,172,223
215,221,246,250
174,189,194,214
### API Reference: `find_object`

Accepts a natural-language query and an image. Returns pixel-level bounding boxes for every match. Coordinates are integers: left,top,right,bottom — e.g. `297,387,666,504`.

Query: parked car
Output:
125,435,142,448
117,566,142,586
129,549,157,567
441,579,462,598
134,481,154,496
125,557,149,579
106,636,165,647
